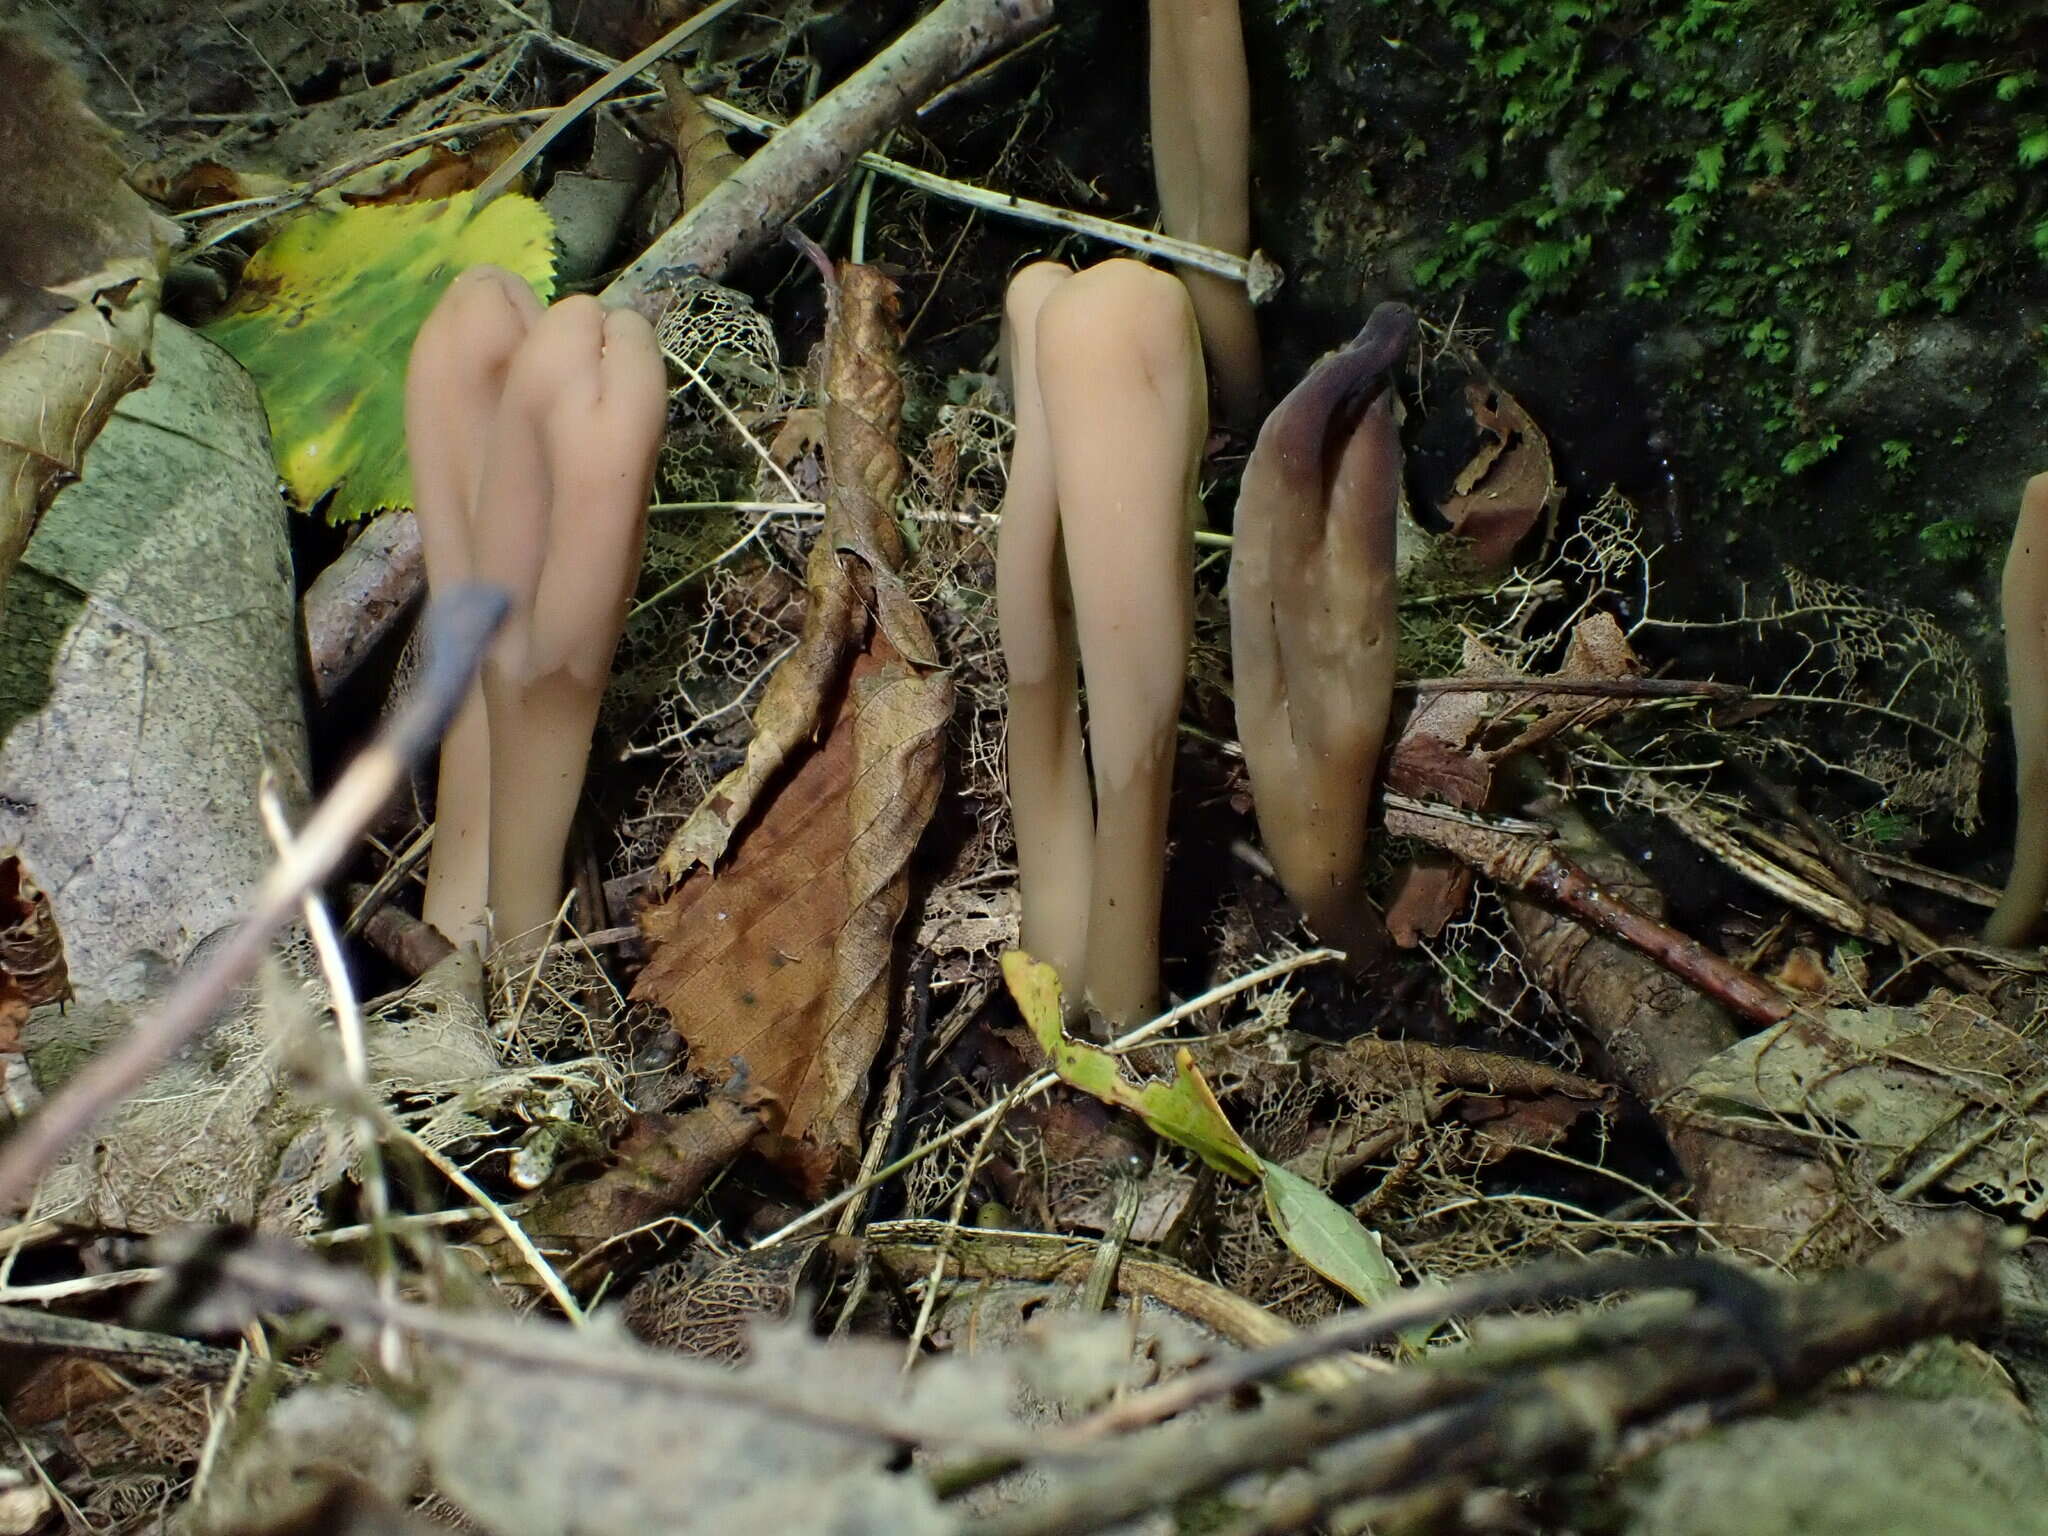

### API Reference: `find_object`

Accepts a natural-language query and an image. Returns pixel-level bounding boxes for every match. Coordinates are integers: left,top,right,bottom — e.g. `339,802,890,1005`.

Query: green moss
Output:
1324,0,2048,566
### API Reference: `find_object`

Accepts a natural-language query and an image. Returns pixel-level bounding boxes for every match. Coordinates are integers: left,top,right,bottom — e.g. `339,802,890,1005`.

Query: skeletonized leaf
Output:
1673,997,2048,1218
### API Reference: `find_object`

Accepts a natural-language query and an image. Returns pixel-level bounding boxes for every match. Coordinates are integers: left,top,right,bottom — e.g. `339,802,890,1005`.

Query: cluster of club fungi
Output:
392,0,1434,1008
402,0,2046,1008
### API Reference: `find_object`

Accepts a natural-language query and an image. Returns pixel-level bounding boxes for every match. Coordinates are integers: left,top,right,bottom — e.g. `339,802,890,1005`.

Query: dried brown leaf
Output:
636,647,949,1185
1435,375,1560,571
0,31,166,600
661,62,743,213
640,264,949,1184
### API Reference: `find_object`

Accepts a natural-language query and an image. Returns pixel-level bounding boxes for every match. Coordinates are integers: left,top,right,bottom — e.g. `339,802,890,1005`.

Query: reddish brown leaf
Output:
1435,375,1560,571
635,645,949,1186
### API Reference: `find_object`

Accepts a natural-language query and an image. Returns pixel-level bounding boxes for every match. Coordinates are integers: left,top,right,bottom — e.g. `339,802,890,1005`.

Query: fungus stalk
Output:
1228,303,1417,960
996,263,1092,996
1985,472,2048,948
406,266,542,949
998,260,1206,1026
1148,0,1262,427
406,272,667,956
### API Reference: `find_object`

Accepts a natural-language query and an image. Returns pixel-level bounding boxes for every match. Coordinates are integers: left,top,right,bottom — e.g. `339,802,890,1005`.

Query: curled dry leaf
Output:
636,265,951,1188
0,30,168,599
1435,372,1561,571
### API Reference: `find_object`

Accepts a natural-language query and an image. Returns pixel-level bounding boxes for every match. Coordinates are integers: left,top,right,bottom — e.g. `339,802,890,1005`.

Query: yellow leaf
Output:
204,192,555,522
1001,952,1262,1181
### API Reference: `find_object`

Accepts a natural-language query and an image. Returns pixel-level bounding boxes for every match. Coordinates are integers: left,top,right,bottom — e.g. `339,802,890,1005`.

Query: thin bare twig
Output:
606,0,1056,308
471,0,752,207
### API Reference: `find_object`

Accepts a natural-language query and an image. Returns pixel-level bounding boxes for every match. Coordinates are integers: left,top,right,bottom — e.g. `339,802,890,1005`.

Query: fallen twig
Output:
302,510,424,703
605,0,1056,310
145,1228,1033,1455
0,1304,287,1383
1404,675,1743,701
698,94,1253,284
1385,798,1792,1025
0,586,508,1212
968,1218,2001,1536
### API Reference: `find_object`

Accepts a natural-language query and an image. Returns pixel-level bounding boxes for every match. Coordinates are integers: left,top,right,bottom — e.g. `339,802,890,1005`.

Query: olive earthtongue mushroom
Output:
1227,302,1417,960
1984,471,2048,948
997,259,1207,1027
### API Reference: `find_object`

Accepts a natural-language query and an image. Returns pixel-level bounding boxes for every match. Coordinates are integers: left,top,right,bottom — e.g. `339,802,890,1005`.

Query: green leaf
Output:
1002,953,1262,1181
1259,1161,1404,1305
1518,239,1579,281
203,191,555,522
2021,130,2048,169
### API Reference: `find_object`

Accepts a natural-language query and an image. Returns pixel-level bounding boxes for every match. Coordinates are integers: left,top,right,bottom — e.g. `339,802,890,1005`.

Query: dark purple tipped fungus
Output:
1228,302,1416,957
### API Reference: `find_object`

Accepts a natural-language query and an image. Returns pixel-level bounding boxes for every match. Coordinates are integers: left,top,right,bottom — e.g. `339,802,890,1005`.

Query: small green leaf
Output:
2020,131,2048,168
1884,88,1916,136
1002,954,1262,1181
1260,1161,1405,1306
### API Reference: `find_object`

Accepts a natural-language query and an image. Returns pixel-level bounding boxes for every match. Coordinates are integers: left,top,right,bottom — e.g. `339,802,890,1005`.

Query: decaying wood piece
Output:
606,0,1056,311
475,1092,769,1295
1490,783,1846,1262
967,1219,2000,1536
302,511,425,702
